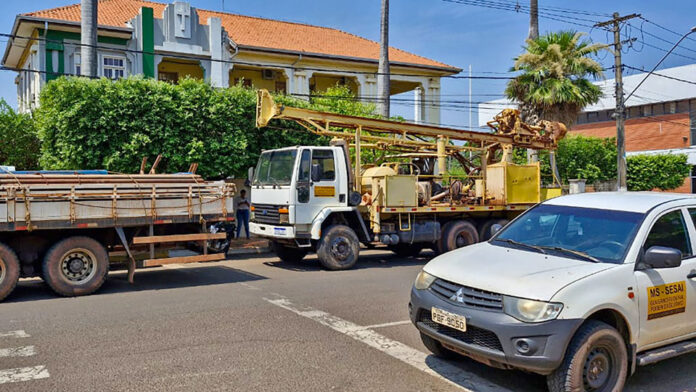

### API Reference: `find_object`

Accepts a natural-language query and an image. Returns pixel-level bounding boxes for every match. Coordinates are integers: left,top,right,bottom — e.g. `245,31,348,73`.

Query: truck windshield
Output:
253,150,297,186
492,204,644,264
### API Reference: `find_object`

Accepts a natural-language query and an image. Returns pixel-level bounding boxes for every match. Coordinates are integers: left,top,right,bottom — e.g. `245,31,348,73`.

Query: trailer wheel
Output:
0,243,20,302
272,241,308,263
547,320,628,392
438,220,478,254
388,243,424,258
478,219,509,241
317,225,360,270
420,333,457,359
42,236,109,297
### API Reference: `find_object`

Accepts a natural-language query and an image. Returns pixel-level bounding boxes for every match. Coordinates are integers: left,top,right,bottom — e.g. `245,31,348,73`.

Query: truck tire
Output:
547,320,628,392
478,218,509,241
316,225,360,270
437,220,479,254
420,333,457,359
0,243,20,302
272,241,308,263
388,243,424,258
42,236,109,297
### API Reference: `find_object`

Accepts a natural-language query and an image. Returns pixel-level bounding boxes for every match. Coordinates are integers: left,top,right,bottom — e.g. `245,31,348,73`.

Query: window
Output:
644,210,691,257
312,150,335,181
74,53,81,76
297,150,311,203
158,72,179,84
102,56,125,80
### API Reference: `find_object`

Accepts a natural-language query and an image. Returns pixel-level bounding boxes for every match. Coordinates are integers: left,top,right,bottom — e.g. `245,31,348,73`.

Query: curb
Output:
227,247,272,256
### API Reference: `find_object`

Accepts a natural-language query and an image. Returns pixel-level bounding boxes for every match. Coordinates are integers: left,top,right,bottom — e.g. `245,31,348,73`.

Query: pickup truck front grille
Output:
252,204,281,225
430,279,503,311
418,311,503,352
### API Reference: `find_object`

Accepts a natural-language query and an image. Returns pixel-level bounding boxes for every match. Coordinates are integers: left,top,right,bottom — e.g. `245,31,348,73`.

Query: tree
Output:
528,0,539,40
0,99,41,170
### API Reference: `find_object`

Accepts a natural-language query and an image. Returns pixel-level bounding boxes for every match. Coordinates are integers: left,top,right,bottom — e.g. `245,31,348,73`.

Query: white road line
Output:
363,320,412,329
0,366,50,384
0,331,29,339
0,346,36,358
264,296,511,392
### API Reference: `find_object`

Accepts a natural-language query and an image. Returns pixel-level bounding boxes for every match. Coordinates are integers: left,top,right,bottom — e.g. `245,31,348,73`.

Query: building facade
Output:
3,0,460,123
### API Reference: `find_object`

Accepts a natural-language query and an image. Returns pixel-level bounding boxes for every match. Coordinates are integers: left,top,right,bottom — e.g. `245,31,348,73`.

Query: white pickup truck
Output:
410,192,696,391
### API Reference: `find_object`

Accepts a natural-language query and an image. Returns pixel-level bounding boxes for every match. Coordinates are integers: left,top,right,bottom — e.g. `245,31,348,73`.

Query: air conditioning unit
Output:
262,69,275,80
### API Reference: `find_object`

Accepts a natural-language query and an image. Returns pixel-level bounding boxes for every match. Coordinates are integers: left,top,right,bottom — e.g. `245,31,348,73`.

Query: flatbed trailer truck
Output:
0,171,235,301
249,90,565,270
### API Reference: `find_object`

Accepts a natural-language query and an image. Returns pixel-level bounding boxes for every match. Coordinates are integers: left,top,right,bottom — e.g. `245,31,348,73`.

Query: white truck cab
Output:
410,192,696,392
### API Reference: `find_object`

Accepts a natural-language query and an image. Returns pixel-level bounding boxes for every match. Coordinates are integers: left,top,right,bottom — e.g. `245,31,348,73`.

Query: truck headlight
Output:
503,296,563,323
278,207,289,224
414,270,437,290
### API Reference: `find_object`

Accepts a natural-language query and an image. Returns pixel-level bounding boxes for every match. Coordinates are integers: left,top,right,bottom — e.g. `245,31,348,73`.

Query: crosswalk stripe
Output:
0,366,50,384
0,346,36,358
0,330,29,339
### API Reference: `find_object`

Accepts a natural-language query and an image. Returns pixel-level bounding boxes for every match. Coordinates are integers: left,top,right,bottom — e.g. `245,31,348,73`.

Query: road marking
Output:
264,295,511,392
0,366,50,384
0,346,36,358
363,320,412,329
0,331,29,339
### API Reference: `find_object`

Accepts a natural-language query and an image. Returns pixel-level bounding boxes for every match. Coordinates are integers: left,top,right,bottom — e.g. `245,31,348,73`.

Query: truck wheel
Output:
420,333,456,359
437,220,478,254
272,241,308,263
0,243,20,302
388,243,424,258
42,236,109,297
317,225,360,270
547,320,628,392
478,219,509,241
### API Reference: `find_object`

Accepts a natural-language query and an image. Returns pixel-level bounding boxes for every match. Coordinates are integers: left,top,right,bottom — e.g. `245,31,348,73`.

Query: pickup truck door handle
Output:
687,272,696,279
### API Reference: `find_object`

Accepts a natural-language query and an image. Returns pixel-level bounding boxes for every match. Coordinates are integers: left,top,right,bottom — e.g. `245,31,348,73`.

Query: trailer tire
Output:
388,243,424,258
42,236,109,297
438,220,478,254
0,243,20,302
317,225,360,270
478,219,509,241
546,320,628,392
420,333,457,359
272,241,308,263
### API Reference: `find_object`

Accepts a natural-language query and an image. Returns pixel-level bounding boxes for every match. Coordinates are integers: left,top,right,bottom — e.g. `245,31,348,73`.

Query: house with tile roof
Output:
2,0,460,123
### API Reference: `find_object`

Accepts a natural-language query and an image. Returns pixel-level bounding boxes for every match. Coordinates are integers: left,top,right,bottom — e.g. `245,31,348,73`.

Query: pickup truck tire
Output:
272,241,308,263
388,243,424,258
317,225,359,270
547,320,628,392
420,333,456,359
42,236,109,297
438,220,479,254
0,243,20,302
478,219,509,241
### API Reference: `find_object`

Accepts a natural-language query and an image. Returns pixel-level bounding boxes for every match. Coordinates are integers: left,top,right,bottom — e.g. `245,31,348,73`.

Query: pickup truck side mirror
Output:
643,246,682,269
311,164,322,182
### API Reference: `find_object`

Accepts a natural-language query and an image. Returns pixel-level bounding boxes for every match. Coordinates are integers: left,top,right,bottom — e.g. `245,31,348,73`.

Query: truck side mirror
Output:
490,223,503,237
643,246,682,269
311,164,322,182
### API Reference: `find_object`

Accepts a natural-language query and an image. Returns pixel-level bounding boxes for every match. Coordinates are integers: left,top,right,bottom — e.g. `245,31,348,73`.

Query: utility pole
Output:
526,0,539,163
81,0,98,78
595,13,639,192
377,0,390,117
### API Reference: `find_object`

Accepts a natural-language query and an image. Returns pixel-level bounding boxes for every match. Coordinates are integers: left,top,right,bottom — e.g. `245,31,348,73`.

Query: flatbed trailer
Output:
0,172,235,301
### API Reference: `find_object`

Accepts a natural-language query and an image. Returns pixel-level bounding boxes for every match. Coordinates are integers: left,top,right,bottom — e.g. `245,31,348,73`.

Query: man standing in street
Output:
236,189,250,239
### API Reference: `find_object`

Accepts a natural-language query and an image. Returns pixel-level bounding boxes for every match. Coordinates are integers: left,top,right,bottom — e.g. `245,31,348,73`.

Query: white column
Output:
207,17,224,87
414,86,424,124
426,78,441,125
290,70,313,100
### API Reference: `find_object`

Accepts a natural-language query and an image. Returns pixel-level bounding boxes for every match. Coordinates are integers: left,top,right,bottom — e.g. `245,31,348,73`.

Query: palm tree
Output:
505,30,606,128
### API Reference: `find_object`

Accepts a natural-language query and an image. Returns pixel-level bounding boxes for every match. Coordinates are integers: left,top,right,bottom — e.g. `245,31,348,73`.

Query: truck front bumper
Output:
410,286,582,375
250,222,296,239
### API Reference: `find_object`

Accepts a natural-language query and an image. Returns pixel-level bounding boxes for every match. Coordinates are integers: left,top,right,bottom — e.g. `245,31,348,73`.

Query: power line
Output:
623,64,696,86
639,16,696,45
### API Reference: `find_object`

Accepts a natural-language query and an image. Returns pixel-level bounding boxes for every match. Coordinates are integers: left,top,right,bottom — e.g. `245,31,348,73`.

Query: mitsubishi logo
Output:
450,288,465,303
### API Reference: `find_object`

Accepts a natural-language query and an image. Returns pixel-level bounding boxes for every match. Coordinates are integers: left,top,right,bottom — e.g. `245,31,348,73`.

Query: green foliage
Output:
549,135,617,184
627,154,691,191
35,78,376,179
0,99,41,170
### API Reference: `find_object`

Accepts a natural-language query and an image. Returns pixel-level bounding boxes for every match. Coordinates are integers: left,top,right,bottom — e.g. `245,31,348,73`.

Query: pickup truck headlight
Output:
503,296,563,323
414,270,437,290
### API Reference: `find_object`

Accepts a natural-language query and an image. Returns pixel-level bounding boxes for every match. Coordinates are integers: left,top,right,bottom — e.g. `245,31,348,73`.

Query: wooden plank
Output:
142,253,225,267
133,233,227,245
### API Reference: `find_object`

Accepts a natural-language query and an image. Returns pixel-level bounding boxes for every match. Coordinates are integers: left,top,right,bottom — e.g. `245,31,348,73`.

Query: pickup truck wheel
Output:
547,320,627,392
0,243,20,302
317,225,359,270
420,333,456,359
42,236,109,297
272,241,308,263
478,219,509,241
388,243,424,258
438,220,479,254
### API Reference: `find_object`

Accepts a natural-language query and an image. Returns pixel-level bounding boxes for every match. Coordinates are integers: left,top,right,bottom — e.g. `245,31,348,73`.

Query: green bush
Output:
627,154,691,191
0,99,41,170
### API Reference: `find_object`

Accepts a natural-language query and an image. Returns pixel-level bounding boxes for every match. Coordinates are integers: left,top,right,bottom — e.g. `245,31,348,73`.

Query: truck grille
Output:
418,311,503,352
252,204,281,224
430,279,503,311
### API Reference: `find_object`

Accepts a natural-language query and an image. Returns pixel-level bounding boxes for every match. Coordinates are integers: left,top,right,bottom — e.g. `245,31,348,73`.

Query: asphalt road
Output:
0,249,694,391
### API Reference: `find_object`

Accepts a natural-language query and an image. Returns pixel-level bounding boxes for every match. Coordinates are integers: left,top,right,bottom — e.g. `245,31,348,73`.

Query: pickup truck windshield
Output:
493,205,643,264
253,150,297,186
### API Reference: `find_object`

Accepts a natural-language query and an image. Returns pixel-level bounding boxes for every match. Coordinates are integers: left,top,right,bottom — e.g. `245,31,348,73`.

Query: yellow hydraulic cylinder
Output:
437,136,447,177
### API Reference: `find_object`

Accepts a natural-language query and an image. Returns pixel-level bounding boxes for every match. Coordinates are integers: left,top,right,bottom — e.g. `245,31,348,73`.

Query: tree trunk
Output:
377,0,390,117
81,0,98,78
528,0,539,41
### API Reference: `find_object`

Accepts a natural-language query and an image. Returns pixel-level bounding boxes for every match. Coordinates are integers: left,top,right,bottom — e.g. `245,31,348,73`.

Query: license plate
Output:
274,227,286,235
431,307,467,332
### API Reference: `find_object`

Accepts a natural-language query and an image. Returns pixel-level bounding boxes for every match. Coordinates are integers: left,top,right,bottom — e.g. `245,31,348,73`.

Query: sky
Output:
1,0,695,129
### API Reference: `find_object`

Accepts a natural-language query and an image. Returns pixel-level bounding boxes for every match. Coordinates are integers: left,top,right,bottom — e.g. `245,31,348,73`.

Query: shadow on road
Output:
7,265,267,303
263,249,434,272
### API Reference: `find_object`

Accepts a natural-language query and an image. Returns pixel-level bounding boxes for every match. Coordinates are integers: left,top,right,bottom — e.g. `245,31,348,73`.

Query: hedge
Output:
627,154,691,191
0,99,41,170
